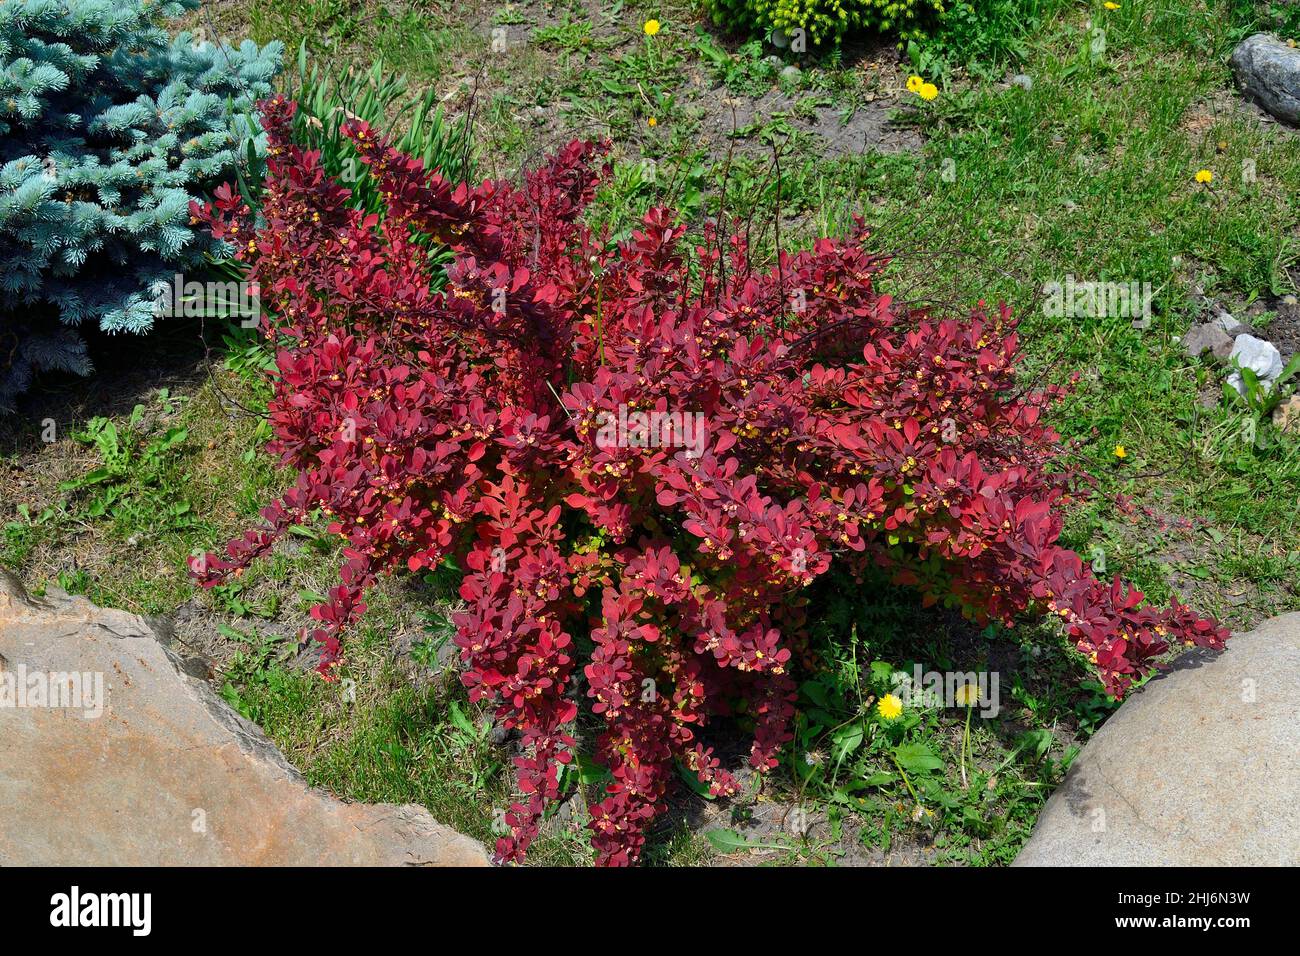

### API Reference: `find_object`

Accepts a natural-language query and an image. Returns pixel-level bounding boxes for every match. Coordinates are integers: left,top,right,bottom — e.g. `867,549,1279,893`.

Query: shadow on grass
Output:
0,317,220,458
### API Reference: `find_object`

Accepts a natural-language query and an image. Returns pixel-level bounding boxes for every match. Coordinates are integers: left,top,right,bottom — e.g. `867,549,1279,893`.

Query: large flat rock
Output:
0,569,490,866
1014,613,1300,866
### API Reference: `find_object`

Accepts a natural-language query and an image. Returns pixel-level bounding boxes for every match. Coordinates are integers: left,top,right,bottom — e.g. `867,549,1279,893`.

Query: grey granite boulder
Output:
0,569,490,866
1015,613,1300,865
1231,34,1300,126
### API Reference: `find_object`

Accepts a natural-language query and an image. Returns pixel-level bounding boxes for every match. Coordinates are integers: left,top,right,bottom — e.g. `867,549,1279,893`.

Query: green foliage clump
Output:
703,0,949,46
0,0,280,410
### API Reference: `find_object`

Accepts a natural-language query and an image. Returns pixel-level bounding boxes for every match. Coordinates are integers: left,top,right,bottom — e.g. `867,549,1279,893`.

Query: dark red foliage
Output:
190,95,1230,865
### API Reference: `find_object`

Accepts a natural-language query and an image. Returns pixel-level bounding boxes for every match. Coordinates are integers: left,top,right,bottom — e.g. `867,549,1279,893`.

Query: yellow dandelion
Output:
877,693,903,720
918,82,939,101
1195,169,1213,184
955,683,980,707
1113,444,1127,459
906,75,924,93
643,19,660,36
1103,1,1120,9
647,116,657,127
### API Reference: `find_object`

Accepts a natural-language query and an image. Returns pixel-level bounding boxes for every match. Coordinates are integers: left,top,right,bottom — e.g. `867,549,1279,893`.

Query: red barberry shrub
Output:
190,95,1230,865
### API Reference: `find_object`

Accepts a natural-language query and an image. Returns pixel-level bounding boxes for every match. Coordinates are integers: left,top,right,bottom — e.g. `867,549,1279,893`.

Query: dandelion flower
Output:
877,693,903,720
906,75,924,93
647,116,657,127
955,682,980,707
1113,444,1127,459
1195,169,1213,183
918,82,939,101
1103,1,1120,9
643,19,660,36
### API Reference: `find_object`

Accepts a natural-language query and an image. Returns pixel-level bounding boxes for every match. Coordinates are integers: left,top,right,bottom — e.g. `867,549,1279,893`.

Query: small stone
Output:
1181,322,1232,358
1213,309,1250,336
1273,394,1300,434
1010,74,1033,90
780,65,801,83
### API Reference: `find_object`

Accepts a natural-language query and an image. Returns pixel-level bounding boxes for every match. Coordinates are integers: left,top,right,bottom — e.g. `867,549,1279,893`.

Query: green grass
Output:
4,0,1298,866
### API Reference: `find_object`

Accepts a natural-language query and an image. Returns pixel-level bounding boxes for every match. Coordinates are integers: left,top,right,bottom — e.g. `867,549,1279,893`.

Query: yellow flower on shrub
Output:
643,19,660,35
877,693,903,720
